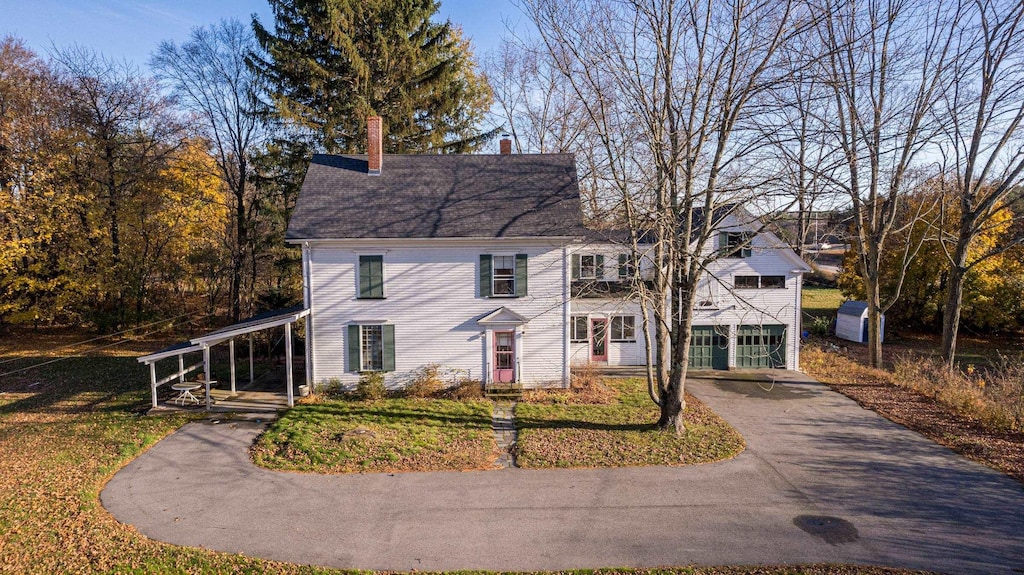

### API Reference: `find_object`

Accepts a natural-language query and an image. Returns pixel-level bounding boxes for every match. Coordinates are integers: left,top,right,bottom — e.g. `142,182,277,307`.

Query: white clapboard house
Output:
287,117,811,389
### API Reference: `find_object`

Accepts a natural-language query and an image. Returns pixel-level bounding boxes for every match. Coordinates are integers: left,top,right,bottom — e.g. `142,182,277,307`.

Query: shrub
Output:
807,316,833,337
893,353,1024,432
355,372,387,401
404,363,446,398
320,378,346,399
445,378,484,400
523,363,618,405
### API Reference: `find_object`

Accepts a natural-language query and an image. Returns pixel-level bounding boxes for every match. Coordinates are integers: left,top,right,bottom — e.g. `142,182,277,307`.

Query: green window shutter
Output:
618,254,628,278
359,255,384,298
719,231,730,257
571,254,580,280
479,255,492,297
382,324,396,371
347,324,361,372
595,255,604,279
515,254,528,297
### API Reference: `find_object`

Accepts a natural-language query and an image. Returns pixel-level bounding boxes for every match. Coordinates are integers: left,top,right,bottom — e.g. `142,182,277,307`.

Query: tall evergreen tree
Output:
251,0,493,154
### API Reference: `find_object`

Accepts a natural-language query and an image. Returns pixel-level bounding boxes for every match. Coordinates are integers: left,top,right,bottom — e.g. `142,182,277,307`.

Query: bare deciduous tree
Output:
937,0,1024,364
522,0,807,432
151,19,267,322
813,0,962,368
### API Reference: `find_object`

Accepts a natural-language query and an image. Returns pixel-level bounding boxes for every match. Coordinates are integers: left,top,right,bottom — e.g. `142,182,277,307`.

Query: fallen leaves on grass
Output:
251,398,499,473
515,379,745,468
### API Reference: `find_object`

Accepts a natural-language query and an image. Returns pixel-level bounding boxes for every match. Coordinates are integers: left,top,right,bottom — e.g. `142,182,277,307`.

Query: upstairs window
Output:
720,231,753,258
734,275,786,289
358,255,385,298
493,255,515,295
572,254,604,280
479,254,528,297
734,275,760,289
617,253,636,280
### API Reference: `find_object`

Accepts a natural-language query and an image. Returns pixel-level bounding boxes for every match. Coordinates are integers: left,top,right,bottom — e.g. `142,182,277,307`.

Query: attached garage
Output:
735,324,786,368
689,326,729,369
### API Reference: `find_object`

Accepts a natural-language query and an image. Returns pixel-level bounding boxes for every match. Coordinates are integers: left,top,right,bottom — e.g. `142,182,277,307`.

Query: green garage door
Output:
689,326,729,369
736,324,786,368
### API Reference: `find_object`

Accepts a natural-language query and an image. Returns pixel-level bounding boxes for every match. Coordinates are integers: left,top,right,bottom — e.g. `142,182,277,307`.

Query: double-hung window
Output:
572,254,604,280
570,315,588,342
479,254,528,297
347,324,395,372
358,255,385,298
610,316,636,342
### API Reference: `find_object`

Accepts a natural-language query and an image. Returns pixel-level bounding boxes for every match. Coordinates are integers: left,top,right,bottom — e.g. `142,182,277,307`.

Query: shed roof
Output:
286,153,587,240
137,341,204,364
191,305,309,346
837,301,869,316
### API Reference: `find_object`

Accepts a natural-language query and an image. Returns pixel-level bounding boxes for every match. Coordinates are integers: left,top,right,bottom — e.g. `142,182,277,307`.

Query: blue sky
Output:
0,0,520,67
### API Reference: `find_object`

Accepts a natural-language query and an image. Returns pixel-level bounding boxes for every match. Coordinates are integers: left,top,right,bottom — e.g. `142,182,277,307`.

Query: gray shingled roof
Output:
286,153,587,240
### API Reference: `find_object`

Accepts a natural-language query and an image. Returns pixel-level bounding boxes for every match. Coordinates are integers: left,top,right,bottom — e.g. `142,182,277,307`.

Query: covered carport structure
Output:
138,305,311,410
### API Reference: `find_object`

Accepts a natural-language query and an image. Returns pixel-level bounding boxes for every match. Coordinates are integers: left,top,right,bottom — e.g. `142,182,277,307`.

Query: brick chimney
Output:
499,134,512,155
367,115,382,175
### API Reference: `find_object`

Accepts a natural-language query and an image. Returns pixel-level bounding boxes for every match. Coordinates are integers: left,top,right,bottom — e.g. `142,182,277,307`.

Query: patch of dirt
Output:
804,345,1024,485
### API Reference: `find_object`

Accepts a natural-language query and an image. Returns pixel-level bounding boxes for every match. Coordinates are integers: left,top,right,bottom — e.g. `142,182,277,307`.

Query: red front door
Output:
591,318,608,361
493,330,515,383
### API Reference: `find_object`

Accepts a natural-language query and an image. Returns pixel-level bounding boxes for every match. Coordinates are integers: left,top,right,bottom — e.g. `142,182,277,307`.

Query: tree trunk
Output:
230,170,247,323
941,244,969,367
865,265,883,368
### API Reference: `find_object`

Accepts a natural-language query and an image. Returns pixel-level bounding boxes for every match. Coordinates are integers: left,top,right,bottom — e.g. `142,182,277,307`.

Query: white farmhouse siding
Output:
569,213,810,371
308,240,569,388
569,300,650,365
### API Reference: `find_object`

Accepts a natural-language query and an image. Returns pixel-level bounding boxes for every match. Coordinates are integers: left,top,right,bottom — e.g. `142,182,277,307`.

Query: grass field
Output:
802,286,845,320
515,378,745,468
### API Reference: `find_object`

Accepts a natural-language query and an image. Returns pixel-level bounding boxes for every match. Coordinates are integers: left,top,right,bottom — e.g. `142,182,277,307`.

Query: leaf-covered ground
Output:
514,378,745,468
252,398,498,473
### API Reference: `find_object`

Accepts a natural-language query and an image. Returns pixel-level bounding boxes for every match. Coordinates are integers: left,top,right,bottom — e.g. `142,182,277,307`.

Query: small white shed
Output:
836,301,884,344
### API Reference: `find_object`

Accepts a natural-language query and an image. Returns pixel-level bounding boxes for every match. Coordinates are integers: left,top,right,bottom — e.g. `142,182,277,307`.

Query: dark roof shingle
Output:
286,153,587,240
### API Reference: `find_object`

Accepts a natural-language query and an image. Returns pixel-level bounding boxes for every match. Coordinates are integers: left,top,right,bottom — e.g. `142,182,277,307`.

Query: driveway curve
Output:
102,373,1024,574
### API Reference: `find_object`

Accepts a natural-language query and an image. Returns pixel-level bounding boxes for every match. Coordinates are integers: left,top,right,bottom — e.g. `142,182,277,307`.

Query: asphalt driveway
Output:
101,372,1024,574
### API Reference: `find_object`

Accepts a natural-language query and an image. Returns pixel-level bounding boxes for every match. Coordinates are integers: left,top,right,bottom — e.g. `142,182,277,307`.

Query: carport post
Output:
150,363,158,408
285,321,294,407
178,355,185,383
203,344,212,411
248,333,254,384
229,338,236,394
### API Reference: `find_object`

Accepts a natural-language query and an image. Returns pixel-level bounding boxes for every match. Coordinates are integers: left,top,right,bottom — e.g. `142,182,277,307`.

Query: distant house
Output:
286,117,811,389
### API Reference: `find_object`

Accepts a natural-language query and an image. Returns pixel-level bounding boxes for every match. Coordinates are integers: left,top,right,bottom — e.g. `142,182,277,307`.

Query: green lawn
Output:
515,378,745,468
252,397,498,472
802,286,845,320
